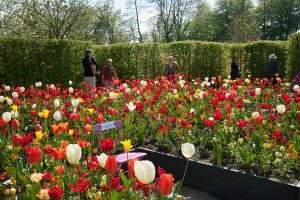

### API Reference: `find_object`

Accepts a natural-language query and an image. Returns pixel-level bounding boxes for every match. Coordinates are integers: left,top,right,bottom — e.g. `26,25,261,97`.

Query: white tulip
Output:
179,80,186,88
69,80,73,85
7,99,12,105
5,86,10,91
20,87,25,93
50,84,55,89
54,99,60,108
30,172,43,183
122,83,128,88
181,143,195,159
11,111,18,119
276,104,286,114
97,153,108,168
293,85,300,92
2,112,12,122
32,104,37,109
0,96,4,103
225,93,230,99
205,77,209,82
140,80,147,87
126,101,136,111
69,87,73,94
53,111,61,121
255,88,261,96
35,82,42,87
223,83,228,88
125,88,131,93
109,92,116,100
228,75,231,79
211,80,215,85
134,160,156,184
173,89,178,94
12,92,18,98
252,111,260,118
66,144,82,165
71,99,79,107
190,108,195,114
154,80,159,85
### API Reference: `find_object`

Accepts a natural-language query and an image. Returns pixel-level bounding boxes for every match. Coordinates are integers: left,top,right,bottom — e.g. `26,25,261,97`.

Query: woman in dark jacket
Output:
82,49,99,94
230,57,239,80
268,54,279,85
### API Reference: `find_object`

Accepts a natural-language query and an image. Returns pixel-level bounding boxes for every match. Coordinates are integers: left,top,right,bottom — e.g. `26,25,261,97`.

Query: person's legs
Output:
84,76,95,96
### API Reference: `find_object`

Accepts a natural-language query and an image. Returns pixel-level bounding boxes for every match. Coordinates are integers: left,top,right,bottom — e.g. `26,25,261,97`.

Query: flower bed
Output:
1,74,300,199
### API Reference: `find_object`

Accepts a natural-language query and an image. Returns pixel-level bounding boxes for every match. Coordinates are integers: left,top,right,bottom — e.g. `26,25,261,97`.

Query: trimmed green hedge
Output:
288,32,300,81
0,36,297,87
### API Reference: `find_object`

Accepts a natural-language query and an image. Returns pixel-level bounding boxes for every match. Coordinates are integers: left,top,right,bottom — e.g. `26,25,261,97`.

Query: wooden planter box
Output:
136,147,300,200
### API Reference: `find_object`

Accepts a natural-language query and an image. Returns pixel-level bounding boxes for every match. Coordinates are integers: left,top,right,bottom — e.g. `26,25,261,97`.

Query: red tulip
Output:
11,119,20,130
31,110,37,117
48,186,63,200
213,108,222,121
158,174,173,196
128,158,139,178
101,138,114,153
84,116,91,125
0,118,7,127
28,147,42,165
236,119,247,128
253,115,264,125
12,134,21,147
105,156,117,175
35,124,42,132
297,113,300,123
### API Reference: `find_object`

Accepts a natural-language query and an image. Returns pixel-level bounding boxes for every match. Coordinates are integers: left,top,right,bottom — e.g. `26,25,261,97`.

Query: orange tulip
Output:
51,124,61,136
105,156,117,176
128,158,139,178
55,165,65,175
59,122,69,132
84,124,92,132
158,174,173,196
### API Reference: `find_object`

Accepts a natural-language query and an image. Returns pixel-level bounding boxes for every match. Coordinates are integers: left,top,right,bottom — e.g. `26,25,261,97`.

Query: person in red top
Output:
101,59,118,88
291,71,300,92
164,56,179,80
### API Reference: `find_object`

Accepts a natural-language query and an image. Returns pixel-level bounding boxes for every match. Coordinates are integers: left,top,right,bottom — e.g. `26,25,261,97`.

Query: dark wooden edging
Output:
135,147,300,200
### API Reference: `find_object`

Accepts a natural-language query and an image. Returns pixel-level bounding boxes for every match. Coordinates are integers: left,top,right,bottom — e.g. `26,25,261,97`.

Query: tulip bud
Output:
11,119,20,130
2,112,12,122
53,111,61,121
134,160,155,184
28,147,42,165
97,153,108,168
105,156,117,175
255,88,261,96
181,143,195,159
158,174,173,196
69,87,73,94
39,189,50,200
276,104,286,115
0,95,4,103
35,124,42,132
11,92,18,98
54,99,60,108
66,144,82,165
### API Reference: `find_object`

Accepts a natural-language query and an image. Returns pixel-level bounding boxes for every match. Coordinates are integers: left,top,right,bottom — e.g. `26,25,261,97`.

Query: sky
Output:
114,0,217,32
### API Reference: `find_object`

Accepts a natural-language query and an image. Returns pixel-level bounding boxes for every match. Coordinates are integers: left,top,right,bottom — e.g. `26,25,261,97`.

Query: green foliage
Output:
1,36,298,87
243,41,288,78
287,32,300,81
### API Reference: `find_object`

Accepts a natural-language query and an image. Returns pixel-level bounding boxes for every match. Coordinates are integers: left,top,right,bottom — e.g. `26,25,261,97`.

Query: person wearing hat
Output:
101,59,118,88
268,54,279,85
164,56,179,80
82,49,100,95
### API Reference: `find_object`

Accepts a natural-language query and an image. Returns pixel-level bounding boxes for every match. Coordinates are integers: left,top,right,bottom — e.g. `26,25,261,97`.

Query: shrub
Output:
287,32,300,81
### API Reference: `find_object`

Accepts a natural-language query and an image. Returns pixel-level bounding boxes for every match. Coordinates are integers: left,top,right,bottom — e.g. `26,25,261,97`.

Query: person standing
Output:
101,59,118,88
268,54,279,85
82,49,100,93
164,56,179,80
230,57,239,80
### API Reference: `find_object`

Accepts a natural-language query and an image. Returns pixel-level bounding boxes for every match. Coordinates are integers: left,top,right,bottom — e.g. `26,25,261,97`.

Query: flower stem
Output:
176,159,189,195
75,167,80,200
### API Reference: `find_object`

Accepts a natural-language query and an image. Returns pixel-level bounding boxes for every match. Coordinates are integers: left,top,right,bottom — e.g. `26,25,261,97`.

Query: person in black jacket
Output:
82,49,99,94
230,57,239,80
267,54,279,85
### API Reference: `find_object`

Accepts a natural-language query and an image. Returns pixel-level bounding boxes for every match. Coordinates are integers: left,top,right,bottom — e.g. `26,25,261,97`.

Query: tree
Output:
126,0,144,43
228,12,260,42
256,0,300,40
187,2,217,41
149,0,197,42
213,0,254,41
0,0,94,39
92,0,128,44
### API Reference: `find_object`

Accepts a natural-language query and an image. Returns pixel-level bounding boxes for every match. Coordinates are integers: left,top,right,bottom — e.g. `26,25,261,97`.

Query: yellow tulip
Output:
35,131,43,141
43,109,49,119
38,112,43,118
69,129,74,136
5,96,9,101
11,105,18,112
88,108,94,115
120,139,133,152
174,94,179,99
